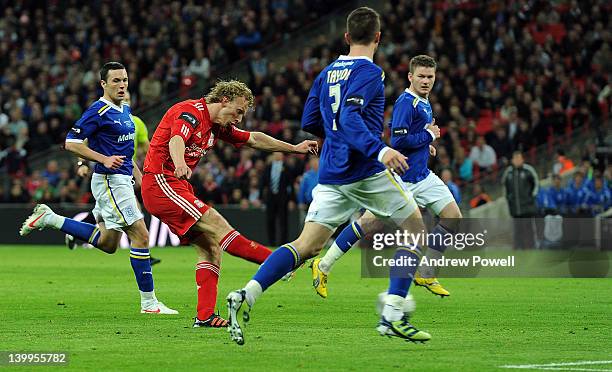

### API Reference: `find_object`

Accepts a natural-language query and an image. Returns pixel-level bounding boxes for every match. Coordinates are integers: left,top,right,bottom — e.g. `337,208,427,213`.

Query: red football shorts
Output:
141,173,209,244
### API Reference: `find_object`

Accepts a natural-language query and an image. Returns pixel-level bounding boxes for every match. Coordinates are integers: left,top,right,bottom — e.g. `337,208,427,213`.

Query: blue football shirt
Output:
66,98,135,176
301,55,387,185
389,89,435,183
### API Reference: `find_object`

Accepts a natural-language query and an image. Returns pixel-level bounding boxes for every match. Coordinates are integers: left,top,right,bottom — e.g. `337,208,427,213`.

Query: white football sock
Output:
244,280,262,307
47,214,65,229
140,290,157,307
381,294,405,321
319,243,346,274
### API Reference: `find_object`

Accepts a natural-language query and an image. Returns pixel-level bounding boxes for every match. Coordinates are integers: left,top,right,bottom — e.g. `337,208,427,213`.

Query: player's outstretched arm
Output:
65,141,125,170
246,132,319,155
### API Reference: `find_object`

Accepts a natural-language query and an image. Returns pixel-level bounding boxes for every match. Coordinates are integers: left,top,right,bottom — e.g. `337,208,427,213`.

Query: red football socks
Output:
220,230,272,264
195,261,219,320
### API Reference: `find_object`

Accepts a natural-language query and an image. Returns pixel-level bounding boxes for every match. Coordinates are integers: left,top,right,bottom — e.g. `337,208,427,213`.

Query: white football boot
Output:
141,300,179,315
20,204,56,236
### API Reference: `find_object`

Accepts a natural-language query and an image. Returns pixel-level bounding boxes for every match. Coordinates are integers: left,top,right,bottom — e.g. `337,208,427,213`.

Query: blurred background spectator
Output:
502,151,539,249
261,152,296,246
441,168,461,204
297,156,319,209
469,184,491,209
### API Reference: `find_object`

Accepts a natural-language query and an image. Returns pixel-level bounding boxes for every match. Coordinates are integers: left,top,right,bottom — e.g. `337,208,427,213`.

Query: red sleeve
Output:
218,125,251,148
170,103,201,142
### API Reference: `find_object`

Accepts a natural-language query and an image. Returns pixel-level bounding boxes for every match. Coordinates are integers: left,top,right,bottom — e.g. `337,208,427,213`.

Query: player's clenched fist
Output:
174,165,193,180
382,148,409,175
294,140,319,155
103,155,126,170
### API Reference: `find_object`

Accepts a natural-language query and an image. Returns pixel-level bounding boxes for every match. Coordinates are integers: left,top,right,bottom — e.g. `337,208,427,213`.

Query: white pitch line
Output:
500,360,612,371
518,368,612,371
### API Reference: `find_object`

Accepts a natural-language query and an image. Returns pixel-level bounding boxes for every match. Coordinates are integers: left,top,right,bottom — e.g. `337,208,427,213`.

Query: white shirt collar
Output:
99,97,125,112
338,55,373,63
404,88,429,104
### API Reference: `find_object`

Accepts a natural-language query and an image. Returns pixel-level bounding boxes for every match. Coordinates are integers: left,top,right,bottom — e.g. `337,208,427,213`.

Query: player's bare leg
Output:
192,208,234,243
438,202,462,230
94,221,122,254
192,208,272,264
123,219,178,314
414,201,462,297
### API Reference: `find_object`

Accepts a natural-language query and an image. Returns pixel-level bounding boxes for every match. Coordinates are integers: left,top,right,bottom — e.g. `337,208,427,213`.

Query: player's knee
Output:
359,218,385,235
292,238,324,260
309,245,324,258
98,239,118,254
443,206,462,219
139,234,150,248
132,230,149,248
210,246,222,262
195,240,222,263
199,208,232,241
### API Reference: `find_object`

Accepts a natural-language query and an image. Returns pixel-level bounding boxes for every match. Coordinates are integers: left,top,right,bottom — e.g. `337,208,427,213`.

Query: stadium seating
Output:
0,0,609,210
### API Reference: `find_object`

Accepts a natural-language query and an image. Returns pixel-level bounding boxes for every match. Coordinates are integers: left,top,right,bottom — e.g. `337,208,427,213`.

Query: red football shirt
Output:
144,98,250,176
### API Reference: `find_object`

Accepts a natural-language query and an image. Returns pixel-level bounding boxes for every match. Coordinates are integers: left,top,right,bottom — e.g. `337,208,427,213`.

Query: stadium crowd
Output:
1,0,610,212
0,0,347,170
537,147,612,217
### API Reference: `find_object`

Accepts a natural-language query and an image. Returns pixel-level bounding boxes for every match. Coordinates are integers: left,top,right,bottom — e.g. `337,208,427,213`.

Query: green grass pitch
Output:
1,245,610,371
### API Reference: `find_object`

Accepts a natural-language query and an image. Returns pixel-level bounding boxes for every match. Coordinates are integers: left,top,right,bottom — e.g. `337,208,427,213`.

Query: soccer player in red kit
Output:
141,80,318,328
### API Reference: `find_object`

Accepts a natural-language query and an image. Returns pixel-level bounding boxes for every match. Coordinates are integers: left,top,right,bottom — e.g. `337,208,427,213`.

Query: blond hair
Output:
206,80,254,108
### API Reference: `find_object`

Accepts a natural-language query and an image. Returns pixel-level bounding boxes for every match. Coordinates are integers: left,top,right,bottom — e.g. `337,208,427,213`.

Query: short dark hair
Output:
346,7,380,45
100,62,126,82
410,55,437,73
